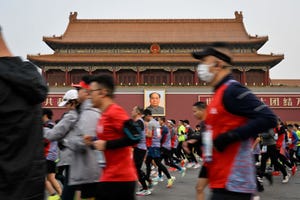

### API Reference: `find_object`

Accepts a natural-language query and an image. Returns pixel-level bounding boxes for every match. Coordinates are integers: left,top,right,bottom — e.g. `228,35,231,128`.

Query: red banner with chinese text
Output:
198,94,300,109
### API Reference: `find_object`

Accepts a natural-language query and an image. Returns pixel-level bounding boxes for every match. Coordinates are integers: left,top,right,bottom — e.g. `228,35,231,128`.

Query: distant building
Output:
27,11,299,124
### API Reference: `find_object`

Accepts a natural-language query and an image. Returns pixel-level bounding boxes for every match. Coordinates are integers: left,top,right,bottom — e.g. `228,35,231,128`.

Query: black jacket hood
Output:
0,57,48,105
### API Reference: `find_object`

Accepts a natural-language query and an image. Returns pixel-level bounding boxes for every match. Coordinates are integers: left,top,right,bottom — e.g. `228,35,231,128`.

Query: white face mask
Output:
197,63,216,82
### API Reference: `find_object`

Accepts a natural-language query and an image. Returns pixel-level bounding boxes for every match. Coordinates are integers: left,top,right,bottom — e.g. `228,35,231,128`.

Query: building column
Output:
265,67,270,86
42,68,47,82
194,67,199,85
170,69,174,85
113,68,117,84
65,67,69,85
242,68,246,85
137,67,140,85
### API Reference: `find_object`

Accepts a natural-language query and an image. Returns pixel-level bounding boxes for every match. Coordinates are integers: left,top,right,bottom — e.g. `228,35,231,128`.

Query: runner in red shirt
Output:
88,75,137,200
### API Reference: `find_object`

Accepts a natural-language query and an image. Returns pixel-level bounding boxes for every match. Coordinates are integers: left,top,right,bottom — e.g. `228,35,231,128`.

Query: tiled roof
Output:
28,53,283,67
43,11,267,45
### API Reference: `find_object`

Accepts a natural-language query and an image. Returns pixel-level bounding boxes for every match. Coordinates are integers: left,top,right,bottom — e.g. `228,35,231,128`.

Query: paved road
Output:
137,167,300,200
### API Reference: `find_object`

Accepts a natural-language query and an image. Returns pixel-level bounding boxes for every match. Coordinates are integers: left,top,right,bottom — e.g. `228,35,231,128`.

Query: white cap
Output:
58,89,78,107
167,120,174,126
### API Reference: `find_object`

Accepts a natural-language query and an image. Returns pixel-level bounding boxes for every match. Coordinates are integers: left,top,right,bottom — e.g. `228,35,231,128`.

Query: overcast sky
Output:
0,0,299,79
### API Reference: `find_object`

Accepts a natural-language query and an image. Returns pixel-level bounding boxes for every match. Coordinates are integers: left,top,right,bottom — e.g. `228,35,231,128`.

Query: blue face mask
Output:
197,63,216,82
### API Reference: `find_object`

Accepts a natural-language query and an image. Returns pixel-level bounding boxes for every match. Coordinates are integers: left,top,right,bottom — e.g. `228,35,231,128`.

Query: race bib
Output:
261,145,267,153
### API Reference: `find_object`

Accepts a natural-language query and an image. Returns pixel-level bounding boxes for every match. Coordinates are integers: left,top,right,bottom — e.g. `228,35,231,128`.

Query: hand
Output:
93,140,107,151
213,131,239,152
83,135,93,146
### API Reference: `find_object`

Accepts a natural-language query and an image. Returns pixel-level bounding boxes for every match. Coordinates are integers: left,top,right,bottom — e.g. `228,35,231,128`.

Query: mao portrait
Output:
144,90,165,116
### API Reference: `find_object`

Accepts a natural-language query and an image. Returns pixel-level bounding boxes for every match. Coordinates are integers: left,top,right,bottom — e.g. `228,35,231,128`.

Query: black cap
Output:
192,42,232,65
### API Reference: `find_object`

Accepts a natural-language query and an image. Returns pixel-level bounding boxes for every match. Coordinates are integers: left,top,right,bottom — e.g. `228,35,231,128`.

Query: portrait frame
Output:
144,89,166,116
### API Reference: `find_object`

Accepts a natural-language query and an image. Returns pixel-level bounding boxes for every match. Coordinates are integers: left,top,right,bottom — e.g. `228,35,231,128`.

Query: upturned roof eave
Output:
43,37,268,45
27,53,284,67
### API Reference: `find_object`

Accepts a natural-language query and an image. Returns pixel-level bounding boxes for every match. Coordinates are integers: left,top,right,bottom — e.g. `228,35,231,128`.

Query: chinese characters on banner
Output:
198,94,300,109
43,94,300,109
42,95,64,108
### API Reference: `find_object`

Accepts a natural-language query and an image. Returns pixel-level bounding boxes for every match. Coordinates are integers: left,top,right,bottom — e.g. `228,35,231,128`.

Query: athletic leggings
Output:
133,147,148,190
176,141,186,160
259,145,287,177
145,155,171,180
161,147,181,170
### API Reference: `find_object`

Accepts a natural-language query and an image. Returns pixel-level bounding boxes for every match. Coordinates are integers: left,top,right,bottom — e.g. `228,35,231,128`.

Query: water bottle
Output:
202,130,213,162
91,136,106,168
96,150,106,168
274,133,278,140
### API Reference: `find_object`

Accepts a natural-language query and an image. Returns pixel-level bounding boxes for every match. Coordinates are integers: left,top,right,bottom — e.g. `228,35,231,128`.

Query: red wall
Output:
48,93,300,127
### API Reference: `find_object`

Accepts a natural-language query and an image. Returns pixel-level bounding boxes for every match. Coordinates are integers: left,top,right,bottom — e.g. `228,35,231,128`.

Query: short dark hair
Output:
42,108,53,120
183,119,190,125
159,116,166,122
91,75,115,98
143,109,152,116
135,106,144,115
287,124,294,129
149,92,161,98
81,75,93,84
193,101,207,109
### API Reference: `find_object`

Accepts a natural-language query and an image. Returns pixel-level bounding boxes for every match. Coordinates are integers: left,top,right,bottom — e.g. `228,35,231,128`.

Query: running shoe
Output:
152,176,164,182
256,176,264,192
186,162,195,168
193,163,201,169
166,176,175,188
272,171,280,176
169,167,177,172
179,167,186,177
264,171,273,185
147,179,158,190
48,194,61,200
282,174,290,183
136,189,151,196
150,170,158,177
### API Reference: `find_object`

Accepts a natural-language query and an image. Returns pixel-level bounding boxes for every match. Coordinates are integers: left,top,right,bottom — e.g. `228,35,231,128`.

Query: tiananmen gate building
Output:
27,11,300,125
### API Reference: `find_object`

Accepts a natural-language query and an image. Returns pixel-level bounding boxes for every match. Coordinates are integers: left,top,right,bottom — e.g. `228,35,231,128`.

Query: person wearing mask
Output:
192,43,277,200
62,76,102,200
43,89,80,200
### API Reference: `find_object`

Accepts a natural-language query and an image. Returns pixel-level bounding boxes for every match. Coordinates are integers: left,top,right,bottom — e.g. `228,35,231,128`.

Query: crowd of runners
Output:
2,41,299,200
